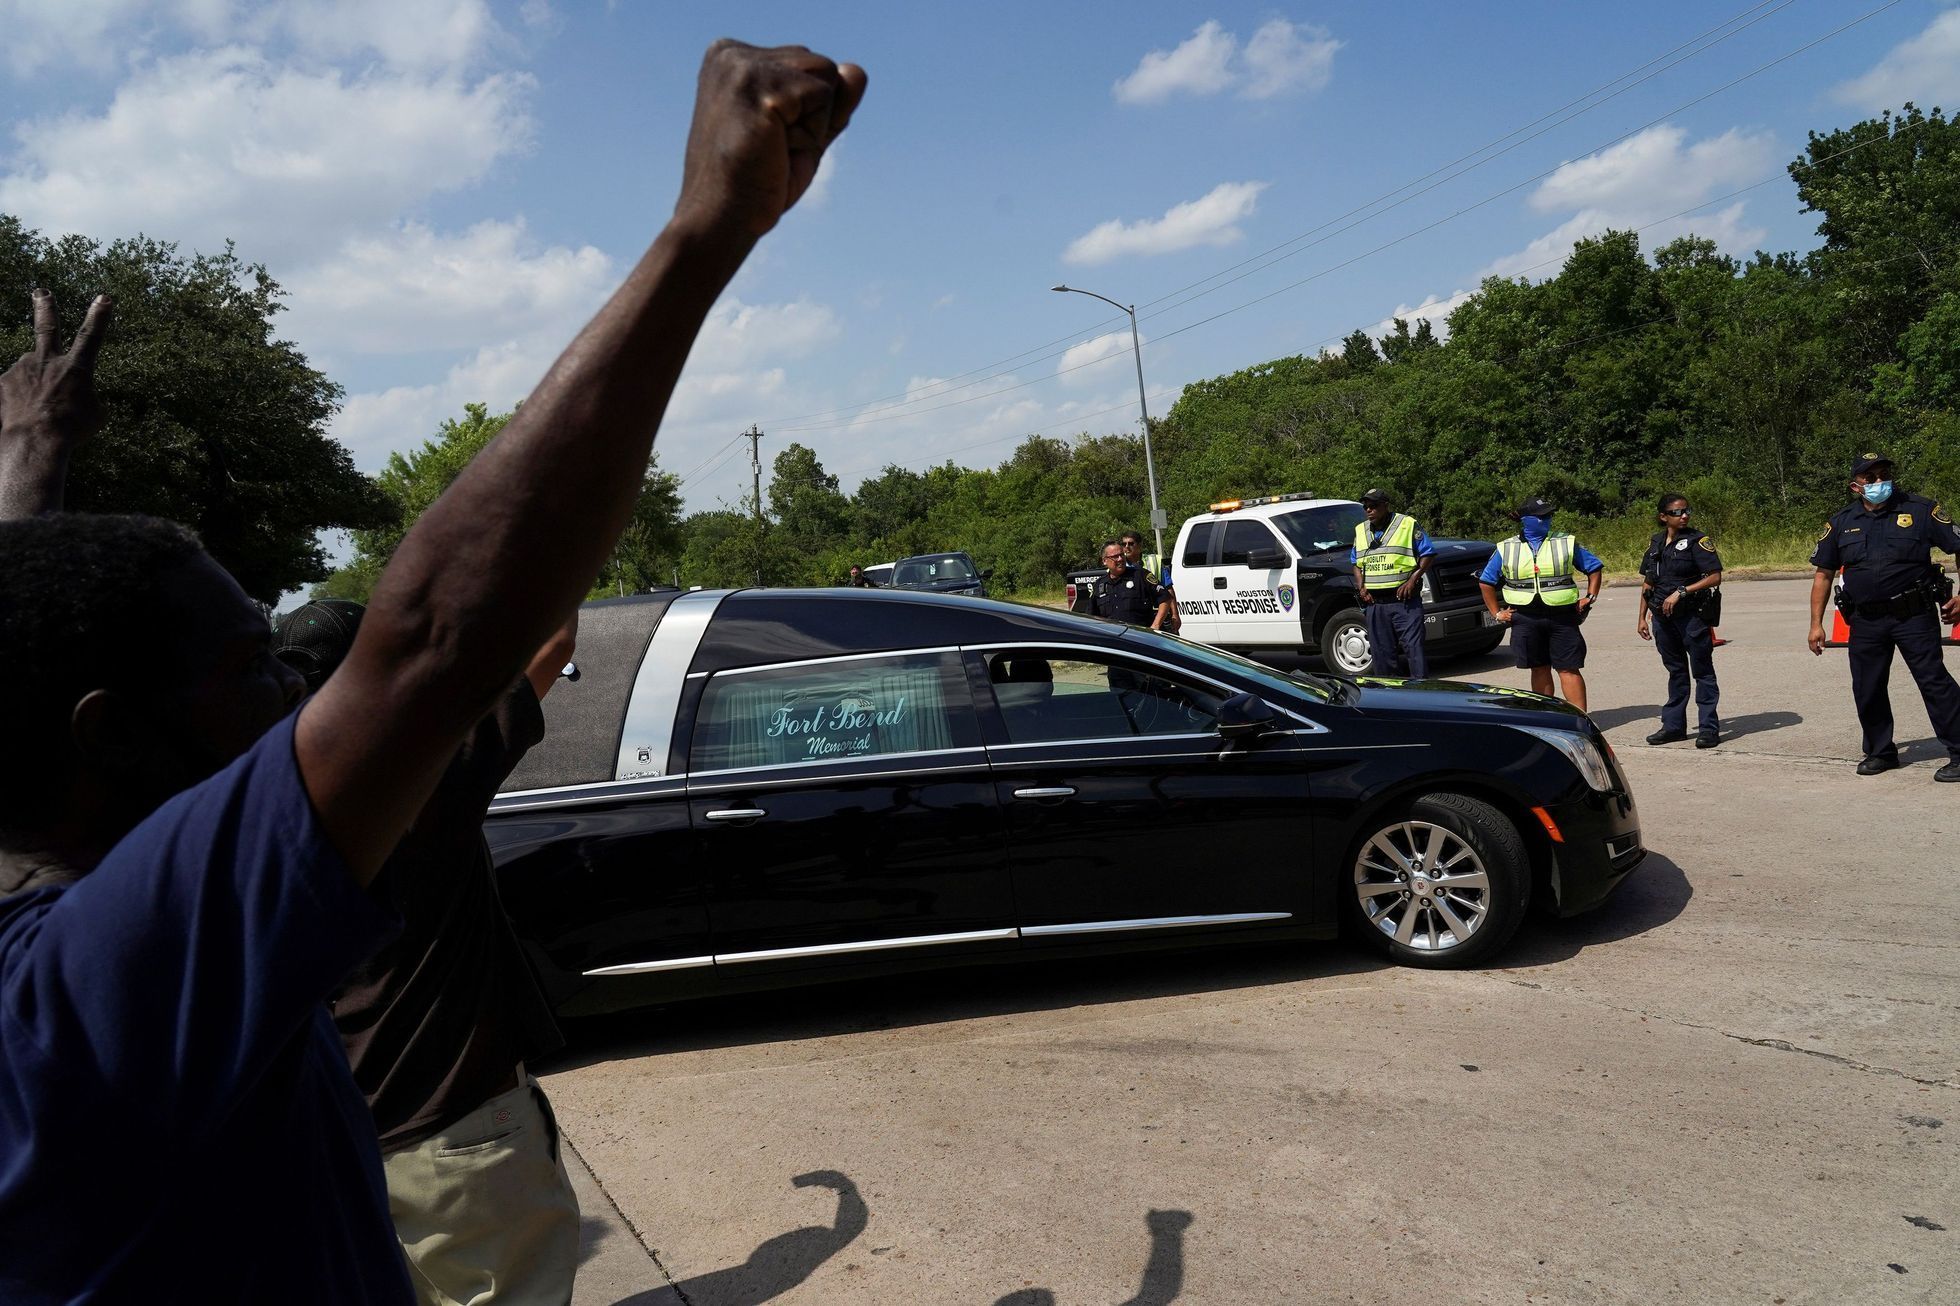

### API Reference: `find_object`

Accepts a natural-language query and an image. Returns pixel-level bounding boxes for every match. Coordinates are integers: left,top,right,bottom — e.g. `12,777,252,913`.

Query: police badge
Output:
1897,513,1914,528
1277,583,1295,612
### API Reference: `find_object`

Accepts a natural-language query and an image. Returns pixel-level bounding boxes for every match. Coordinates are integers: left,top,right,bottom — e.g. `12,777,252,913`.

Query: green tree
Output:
318,403,681,601
0,218,393,602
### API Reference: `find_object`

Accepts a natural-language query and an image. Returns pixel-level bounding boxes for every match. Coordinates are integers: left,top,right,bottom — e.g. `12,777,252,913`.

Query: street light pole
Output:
1052,284,1166,567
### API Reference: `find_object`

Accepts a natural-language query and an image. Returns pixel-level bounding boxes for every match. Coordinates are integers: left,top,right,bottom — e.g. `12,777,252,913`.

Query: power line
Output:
759,0,1803,433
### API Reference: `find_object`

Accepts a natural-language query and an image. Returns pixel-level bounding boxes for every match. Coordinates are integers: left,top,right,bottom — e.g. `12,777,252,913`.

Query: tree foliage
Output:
317,402,683,602
0,218,392,602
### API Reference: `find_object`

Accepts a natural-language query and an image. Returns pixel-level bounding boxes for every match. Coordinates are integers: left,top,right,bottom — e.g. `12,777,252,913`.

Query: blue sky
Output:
0,0,1955,523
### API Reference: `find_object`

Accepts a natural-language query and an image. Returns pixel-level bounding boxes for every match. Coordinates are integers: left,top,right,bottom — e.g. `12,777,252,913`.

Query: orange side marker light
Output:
1530,806,1565,844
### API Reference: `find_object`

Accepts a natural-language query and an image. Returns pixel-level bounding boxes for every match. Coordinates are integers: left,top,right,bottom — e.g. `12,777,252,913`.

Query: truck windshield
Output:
895,556,974,585
1271,505,1366,554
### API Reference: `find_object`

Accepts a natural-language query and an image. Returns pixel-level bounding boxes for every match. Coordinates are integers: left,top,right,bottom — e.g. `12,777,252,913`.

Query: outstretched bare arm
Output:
298,42,866,880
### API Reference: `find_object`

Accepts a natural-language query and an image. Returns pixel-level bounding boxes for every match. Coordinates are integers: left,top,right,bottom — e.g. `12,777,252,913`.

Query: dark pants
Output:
1364,593,1428,678
1847,608,1960,761
1650,607,1719,734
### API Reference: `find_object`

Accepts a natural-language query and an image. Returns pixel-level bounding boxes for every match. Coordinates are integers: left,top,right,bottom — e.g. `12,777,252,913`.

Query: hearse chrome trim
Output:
714,928,1018,965
964,640,1326,732
709,645,963,677
490,775,688,813
685,746,988,783
686,759,993,795
1021,912,1292,937
582,954,714,977
613,590,727,783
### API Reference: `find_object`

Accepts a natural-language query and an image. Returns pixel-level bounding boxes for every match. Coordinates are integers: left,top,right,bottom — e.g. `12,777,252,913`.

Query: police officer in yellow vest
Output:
1478,495,1606,712
1349,489,1436,677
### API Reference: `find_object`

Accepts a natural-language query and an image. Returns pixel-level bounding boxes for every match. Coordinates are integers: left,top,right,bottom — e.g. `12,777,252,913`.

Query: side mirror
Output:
1245,548,1290,571
1216,692,1277,739
980,568,994,580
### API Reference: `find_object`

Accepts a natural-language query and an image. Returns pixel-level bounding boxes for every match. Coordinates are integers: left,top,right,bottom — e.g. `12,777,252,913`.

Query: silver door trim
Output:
613,590,727,781
710,645,964,677
582,954,715,977
686,745,988,783
964,640,1325,731
1012,786,1077,800
714,927,1019,965
1021,911,1292,938
686,759,993,795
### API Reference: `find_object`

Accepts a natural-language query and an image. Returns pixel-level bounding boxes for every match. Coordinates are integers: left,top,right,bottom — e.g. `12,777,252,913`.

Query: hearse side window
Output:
690,651,978,772
1180,522,1216,568
1217,519,1281,567
985,652,1226,744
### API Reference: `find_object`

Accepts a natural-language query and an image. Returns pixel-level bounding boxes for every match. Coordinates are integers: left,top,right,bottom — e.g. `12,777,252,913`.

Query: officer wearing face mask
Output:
1808,453,1960,781
1478,496,1606,712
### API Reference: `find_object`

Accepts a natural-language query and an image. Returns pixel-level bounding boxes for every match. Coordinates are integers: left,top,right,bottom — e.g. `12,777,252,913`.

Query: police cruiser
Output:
1073,494,1504,673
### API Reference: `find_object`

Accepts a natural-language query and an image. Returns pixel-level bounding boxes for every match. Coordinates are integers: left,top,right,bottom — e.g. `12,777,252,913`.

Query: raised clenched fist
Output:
675,41,867,241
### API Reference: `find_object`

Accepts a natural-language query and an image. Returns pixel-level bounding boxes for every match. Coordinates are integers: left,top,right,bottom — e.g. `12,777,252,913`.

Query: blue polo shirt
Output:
0,712,411,1304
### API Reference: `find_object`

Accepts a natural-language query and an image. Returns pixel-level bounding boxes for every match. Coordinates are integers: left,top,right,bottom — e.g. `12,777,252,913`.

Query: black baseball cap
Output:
1359,488,1391,505
1515,496,1556,517
1850,451,1894,476
273,599,365,691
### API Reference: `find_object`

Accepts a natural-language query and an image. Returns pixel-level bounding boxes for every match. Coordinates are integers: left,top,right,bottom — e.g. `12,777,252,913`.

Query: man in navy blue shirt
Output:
0,40,868,1304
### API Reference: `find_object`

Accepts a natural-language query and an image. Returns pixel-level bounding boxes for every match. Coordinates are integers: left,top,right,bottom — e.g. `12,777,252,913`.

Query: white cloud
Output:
1832,8,1960,110
1529,125,1775,217
1367,289,1474,344
1059,330,1140,386
1064,180,1269,265
1240,19,1341,99
256,0,503,73
1484,125,1772,279
328,296,841,478
0,47,533,264
0,0,502,76
1114,18,1339,104
280,219,613,354
1114,20,1237,104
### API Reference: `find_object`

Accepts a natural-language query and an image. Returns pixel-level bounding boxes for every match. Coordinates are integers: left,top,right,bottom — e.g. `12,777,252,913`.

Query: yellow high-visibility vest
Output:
1353,514,1419,589
1497,534,1580,606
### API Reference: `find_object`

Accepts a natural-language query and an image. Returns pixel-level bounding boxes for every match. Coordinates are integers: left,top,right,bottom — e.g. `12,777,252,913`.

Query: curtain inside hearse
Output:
691,652,965,772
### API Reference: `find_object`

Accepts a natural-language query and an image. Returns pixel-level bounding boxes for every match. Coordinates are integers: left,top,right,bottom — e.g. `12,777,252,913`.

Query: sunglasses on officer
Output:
1660,505,1691,517
1120,537,1142,550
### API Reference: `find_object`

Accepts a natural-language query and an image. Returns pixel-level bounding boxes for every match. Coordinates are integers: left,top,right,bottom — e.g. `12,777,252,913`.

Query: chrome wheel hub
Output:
1331,623,1372,674
1353,820,1490,952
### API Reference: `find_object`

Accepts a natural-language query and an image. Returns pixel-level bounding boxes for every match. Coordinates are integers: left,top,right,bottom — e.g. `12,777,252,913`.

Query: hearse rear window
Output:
690,651,978,772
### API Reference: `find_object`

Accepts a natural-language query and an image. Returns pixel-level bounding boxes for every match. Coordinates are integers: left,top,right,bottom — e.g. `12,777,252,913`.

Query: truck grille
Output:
1430,566,1484,603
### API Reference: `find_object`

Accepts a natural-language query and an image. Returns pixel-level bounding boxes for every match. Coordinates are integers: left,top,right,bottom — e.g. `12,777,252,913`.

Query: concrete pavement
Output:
553,578,1960,1305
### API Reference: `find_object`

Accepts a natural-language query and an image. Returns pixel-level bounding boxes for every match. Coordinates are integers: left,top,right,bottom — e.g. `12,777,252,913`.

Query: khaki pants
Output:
384,1075,581,1306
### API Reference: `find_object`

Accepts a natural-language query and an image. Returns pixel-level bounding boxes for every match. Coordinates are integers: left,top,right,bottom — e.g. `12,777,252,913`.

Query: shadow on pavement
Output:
994,1208,1194,1306
1721,710,1802,740
1583,703,1662,732
551,942,1377,1069
611,1171,866,1306
1496,852,1692,969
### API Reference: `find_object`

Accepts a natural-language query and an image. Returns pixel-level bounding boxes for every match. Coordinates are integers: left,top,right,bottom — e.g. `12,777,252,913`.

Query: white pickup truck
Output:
1070,493,1506,673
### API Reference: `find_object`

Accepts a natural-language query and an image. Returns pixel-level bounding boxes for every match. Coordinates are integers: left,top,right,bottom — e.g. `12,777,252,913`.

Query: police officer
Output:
1350,488,1436,678
1478,495,1605,712
1807,453,1960,780
845,563,878,587
1119,530,1179,634
1088,539,1172,629
1636,493,1722,747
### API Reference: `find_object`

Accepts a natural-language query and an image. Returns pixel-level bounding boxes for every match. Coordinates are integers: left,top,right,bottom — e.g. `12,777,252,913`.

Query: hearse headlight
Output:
1511,725,1614,793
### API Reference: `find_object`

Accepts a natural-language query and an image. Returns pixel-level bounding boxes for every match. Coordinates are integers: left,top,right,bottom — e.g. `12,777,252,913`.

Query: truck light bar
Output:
1206,491,1318,513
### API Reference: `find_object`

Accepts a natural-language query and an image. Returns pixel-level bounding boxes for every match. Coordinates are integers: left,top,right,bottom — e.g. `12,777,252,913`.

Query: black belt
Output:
1847,592,1934,619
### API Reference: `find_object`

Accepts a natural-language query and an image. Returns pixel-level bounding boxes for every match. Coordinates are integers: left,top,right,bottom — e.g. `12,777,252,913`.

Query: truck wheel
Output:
1345,793,1530,968
1317,608,1373,675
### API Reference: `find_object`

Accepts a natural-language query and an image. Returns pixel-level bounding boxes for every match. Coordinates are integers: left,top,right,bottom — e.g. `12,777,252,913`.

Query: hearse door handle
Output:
1013,786,1076,802
704,807,768,823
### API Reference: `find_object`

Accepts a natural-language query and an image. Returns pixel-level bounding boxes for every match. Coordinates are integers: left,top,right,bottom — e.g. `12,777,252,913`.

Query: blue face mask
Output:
1520,514,1551,542
1861,480,1893,505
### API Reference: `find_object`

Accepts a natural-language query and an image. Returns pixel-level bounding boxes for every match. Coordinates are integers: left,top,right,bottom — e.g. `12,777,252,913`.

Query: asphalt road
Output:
551,577,1960,1305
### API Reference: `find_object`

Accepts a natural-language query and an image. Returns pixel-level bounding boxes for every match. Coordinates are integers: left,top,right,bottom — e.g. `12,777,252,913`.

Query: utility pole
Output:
744,424,764,586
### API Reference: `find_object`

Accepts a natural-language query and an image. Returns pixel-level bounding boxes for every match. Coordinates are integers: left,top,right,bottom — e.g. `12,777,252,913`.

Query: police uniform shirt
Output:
1810,492,1960,605
1640,528,1722,606
1089,566,1166,624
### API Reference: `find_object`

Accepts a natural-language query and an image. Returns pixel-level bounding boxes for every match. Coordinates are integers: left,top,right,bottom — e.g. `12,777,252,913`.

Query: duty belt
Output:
1846,591,1936,619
